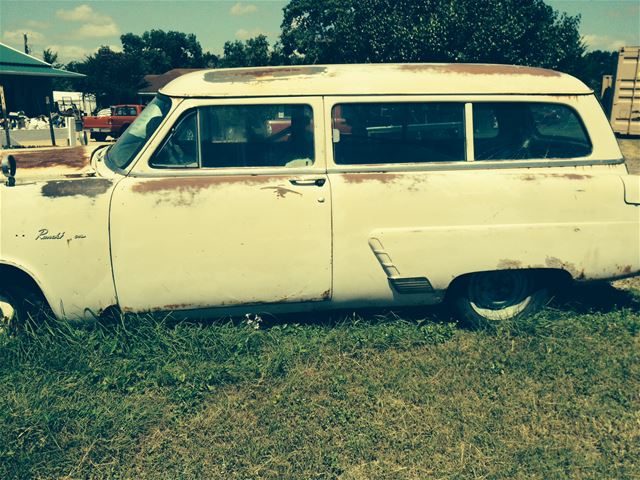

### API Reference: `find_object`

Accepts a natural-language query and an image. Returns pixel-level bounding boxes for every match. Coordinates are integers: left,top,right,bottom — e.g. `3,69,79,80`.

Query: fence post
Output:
45,96,56,146
67,120,76,147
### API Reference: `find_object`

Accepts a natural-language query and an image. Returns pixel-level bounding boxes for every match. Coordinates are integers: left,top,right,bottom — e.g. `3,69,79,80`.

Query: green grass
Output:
1,285,639,479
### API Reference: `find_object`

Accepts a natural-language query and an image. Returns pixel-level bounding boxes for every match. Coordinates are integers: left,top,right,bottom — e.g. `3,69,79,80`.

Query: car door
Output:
109,97,332,313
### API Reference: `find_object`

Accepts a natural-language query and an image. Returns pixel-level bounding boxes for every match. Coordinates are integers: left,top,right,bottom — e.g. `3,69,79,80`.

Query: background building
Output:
0,42,84,117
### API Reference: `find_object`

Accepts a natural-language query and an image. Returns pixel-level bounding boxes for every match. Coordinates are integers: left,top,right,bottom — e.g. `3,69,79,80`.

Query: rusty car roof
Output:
159,63,592,98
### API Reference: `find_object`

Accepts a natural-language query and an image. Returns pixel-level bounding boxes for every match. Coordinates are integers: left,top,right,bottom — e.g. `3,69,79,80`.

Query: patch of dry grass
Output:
1,286,639,479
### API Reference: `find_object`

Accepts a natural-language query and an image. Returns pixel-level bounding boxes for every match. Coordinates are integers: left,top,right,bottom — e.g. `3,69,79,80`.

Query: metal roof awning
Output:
0,64,85,78
0,42,85,78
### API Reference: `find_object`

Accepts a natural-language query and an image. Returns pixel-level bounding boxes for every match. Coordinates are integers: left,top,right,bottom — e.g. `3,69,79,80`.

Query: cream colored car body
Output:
1,64,639,320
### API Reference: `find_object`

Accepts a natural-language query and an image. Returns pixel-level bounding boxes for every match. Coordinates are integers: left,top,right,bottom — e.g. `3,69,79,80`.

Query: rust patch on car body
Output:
163,303,194,311
41,178,113,198
550,94,580,102
398,63,561,77
520,173,591,181
131,175,282,194
13,147,89,170
340,173,400,184
321,289,331,300
260,186,302,199
64,172,97,179
555,173,591,180
619,265,633,275
497,259,522,269
204,66,327,83
545,256,581,277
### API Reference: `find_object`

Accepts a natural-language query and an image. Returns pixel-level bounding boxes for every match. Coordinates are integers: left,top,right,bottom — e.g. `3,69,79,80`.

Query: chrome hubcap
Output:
468,271,532,320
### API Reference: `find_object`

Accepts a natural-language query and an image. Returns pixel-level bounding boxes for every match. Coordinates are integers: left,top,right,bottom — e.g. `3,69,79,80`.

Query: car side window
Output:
150,111,199,168
332,102,466,164
473,103,592,160
199,104,314,168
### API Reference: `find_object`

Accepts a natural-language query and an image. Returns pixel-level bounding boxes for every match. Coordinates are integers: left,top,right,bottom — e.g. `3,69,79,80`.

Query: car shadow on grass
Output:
550,280,640,314
254,281,640,331
89,281,639,333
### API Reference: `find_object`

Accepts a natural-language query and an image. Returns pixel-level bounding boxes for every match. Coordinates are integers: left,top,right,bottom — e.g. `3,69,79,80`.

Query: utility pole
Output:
23,33,30,55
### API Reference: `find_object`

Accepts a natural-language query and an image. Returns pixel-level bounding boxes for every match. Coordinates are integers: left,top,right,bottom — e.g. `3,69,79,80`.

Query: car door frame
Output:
109,95,333,314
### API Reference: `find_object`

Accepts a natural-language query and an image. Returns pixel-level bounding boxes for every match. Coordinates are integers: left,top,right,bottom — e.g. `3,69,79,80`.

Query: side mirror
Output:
1,154,16,187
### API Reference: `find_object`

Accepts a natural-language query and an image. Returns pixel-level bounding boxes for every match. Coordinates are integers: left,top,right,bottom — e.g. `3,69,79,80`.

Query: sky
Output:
0,0,639,63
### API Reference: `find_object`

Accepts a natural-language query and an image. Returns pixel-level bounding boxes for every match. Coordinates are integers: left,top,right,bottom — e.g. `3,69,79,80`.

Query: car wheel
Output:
0,286,47,333
451,270,550,328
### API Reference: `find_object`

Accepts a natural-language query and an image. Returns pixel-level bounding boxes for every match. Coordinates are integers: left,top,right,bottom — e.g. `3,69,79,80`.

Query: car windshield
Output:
106,95,172,170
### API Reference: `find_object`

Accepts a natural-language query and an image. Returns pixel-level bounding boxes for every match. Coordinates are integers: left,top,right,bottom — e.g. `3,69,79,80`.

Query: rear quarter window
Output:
473,102,592,160
332,102,465,164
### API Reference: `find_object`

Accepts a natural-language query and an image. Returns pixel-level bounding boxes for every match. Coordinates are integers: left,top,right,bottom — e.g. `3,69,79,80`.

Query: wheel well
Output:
445,268,573,300
0,264,49,306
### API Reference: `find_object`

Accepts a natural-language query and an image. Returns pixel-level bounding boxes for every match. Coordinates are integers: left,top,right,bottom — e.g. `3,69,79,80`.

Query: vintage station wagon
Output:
1,64,639,327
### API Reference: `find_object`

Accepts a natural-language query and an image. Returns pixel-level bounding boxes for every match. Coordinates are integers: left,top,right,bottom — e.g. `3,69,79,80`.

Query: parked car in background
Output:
1,64,639,328
83,104,145,141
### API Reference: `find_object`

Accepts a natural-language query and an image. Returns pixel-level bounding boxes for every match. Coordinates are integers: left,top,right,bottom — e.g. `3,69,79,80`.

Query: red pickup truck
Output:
83,104,144,141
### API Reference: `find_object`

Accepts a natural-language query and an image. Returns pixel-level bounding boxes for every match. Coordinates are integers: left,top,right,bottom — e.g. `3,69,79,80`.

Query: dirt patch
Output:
10,146,89,170
131,175,282,194
41,178,113,198
204,66,327,83
259,186,302,199
340,173,400,184
399,64,561,77
619,138,640,174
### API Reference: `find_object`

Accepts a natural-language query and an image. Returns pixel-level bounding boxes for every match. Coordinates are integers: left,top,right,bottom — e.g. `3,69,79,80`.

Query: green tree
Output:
280,0,585,73
219,35,272,68
42,48,75,91
121,29,205,72
68,46,146,106
42,48,60,67
202,51,220,68
65,29,213,107
576,50,618,93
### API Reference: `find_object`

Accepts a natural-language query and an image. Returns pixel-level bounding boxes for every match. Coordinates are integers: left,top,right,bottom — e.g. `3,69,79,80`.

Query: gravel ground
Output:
619,137,640,174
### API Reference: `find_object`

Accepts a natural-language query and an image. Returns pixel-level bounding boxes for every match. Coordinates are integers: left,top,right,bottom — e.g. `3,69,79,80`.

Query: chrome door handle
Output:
290,178,326,187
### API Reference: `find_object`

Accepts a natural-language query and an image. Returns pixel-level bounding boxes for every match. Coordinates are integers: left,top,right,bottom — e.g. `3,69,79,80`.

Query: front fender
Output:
0,176,118,320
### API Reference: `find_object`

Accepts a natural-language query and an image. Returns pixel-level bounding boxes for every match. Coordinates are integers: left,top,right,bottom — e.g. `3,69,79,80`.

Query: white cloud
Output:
230,3,258,16
2,29,45,44
56,4,110,24
235,28,265,41
45,44,122,62
74,23,120,39
25,20,50,30
583,34,626,52
55,4,120,39
45,44,94,62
